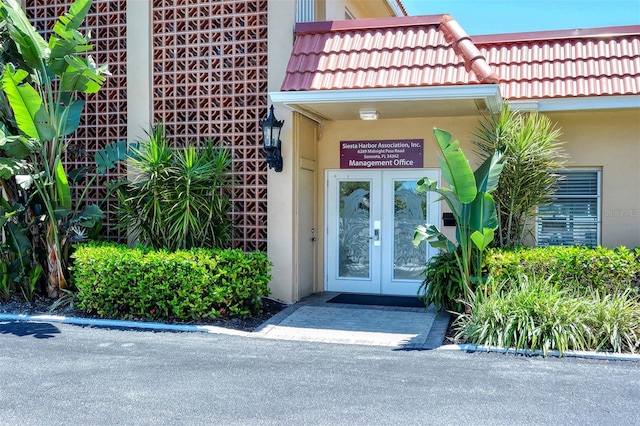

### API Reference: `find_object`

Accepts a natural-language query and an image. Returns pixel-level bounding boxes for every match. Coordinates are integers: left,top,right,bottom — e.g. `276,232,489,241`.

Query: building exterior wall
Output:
23,2,637,303
547,108,640,248
26,0,399,302
312,108,640,294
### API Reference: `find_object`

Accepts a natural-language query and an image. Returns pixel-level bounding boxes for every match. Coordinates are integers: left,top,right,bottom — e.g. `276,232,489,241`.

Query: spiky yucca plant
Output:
473,104,565,247
112,125,233,251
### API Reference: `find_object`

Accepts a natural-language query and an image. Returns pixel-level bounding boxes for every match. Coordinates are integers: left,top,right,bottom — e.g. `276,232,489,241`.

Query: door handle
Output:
372,220,381,246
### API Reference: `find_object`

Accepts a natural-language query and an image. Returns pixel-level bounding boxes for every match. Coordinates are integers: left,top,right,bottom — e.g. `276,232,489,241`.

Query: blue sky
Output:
401,0,640,35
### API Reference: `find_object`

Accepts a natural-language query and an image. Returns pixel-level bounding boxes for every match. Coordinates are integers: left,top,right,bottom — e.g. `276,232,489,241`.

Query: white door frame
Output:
325,169,440,296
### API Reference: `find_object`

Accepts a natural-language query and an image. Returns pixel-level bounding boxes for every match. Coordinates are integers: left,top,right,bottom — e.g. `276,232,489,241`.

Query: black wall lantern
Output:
259,105,284,172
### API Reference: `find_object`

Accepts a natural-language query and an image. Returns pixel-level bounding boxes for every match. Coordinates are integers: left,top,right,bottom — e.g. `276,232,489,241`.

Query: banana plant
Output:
414,128,504,307
0,0,125,298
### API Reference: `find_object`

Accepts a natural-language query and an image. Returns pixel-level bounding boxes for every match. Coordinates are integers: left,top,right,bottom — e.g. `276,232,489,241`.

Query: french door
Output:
325,169,440,296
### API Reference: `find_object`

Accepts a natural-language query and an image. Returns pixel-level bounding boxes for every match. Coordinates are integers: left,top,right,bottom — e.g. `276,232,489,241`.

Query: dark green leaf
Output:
67,166,93,183
59,99,85,136
73,203,104,228
0,0,48,71
433,128,477,204
59,55,106,94
95,140,129,174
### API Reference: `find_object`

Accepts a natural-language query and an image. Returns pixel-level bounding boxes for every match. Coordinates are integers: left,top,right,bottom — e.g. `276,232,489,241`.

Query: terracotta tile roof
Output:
281,15,497,91
280,15,640,101
474,26,640,99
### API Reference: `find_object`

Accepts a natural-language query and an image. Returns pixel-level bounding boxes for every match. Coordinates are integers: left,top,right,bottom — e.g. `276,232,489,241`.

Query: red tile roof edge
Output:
294,14,444,34
439,15,499,84
391,0,408,16
472,25,640,44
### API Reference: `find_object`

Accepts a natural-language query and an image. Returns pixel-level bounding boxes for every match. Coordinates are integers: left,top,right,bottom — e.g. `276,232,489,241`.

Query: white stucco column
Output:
267,0,297,302
126,0,152,144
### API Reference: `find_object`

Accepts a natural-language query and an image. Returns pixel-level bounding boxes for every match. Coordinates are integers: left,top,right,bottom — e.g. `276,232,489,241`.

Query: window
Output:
297,0,315,23
536,169,601,247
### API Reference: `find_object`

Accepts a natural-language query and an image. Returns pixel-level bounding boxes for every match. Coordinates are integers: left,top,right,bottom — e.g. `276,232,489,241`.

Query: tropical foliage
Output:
414,128,504,309
0,0,128,298
418,249,464,313
473,104,565,247
455,274,640,355
110,125,233,251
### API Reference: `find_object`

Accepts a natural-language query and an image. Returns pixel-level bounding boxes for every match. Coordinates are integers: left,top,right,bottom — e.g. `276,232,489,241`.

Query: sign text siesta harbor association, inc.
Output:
340,140,424,169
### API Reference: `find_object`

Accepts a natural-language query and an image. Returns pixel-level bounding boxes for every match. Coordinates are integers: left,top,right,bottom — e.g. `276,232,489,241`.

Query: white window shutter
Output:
537,170,601,247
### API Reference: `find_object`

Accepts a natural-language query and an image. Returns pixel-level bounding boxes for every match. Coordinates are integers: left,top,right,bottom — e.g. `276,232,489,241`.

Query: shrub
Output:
419,250,464,313
456,275,593,356
71,242,271,320
485,246,639,296
473,104,565,248
0,262,12,302
456,274,640,355
588,290,640,353
414,128,504,310
110,125,233,251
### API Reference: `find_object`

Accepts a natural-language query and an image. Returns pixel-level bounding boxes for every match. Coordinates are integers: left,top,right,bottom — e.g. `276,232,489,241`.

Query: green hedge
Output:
71,243,272,320
485,246,640,296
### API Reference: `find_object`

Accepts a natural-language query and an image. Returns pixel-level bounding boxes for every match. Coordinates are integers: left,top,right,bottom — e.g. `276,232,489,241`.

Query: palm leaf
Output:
59,55,106,94
474,150,504,193
49,0,93,74
72,203,104,228
413,223,456,252
58,99,85,136
53,0,93,36
94,140,131,174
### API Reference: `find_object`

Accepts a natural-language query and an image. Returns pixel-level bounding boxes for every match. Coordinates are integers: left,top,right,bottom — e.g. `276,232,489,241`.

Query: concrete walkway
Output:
253,292,450,349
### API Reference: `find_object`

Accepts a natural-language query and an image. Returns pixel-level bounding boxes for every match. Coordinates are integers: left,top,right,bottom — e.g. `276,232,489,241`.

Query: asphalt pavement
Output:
1,320,639,425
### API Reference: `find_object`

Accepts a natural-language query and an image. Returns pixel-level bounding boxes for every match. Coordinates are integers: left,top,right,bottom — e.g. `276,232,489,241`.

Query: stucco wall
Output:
266,0,403,301
314,107,640,290
546,109,640,248
315,116,482,293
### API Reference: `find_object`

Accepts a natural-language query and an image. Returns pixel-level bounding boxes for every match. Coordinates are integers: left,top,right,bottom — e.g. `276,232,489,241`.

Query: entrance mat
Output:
327,293,425,308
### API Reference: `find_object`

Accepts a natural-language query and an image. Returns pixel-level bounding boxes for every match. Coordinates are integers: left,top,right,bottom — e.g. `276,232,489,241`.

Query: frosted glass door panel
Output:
338,181,371,279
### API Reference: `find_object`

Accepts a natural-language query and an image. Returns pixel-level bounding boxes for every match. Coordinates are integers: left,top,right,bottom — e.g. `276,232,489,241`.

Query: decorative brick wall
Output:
26,1,270,251
26,0,128,239
151,0,269,251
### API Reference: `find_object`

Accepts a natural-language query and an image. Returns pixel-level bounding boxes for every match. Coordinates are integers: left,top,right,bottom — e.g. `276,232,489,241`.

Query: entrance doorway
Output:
325,169,440,296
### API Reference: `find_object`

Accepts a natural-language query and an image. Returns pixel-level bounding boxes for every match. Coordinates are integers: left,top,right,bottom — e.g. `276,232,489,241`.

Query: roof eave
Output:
509,95,640,112
270,85,503,122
